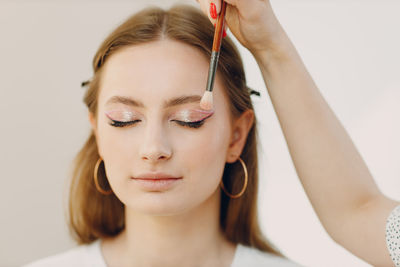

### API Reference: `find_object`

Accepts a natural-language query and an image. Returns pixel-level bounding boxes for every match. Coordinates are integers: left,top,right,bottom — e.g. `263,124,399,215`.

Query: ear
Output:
88,112,97,138
226,109,255,163
88,112,104,159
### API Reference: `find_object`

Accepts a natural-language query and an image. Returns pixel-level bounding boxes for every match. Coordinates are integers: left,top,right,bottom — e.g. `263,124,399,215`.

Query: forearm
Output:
255,31,381,214
252,30,399,261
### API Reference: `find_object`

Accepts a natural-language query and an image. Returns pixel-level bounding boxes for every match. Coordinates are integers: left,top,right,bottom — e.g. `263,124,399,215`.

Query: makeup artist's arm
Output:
253,25,399,267
198,0,400,266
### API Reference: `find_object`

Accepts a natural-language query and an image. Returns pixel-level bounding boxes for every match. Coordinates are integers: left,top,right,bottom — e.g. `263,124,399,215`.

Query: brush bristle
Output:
200,91,213,110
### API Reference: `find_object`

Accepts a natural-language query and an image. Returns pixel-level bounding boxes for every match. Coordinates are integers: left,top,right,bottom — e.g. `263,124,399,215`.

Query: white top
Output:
24,204,400,267
386,205,400,267
23,239,301,267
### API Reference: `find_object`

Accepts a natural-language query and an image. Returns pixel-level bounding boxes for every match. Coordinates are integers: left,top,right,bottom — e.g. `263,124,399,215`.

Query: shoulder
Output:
22,239,105,267
232,244,302,267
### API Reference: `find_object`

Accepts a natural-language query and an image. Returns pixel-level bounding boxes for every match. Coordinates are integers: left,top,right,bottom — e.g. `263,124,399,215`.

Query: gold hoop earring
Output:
220,156,248,199
94,157,113,195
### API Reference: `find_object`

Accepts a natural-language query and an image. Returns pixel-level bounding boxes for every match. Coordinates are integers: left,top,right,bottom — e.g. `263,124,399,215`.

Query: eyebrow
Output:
105,94,203,109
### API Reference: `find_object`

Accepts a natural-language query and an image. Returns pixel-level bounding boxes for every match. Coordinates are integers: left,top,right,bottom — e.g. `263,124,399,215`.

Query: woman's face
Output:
90,39,247,216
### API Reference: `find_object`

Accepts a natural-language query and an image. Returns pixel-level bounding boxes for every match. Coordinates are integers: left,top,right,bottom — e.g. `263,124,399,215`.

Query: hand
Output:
196,0,287,58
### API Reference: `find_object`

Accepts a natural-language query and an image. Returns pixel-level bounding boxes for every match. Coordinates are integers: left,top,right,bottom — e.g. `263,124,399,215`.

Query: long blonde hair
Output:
68,4,283,257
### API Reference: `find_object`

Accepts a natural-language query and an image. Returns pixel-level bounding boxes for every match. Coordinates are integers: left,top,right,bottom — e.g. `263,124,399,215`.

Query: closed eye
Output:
109,119,140,128
171,120,205,129
108,119,205,129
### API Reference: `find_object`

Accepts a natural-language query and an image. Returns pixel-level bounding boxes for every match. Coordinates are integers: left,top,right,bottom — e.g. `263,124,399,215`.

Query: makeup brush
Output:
199,1,228,110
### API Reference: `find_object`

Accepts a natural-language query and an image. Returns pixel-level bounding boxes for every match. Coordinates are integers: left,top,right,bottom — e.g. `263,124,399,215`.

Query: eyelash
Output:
108,119,205,129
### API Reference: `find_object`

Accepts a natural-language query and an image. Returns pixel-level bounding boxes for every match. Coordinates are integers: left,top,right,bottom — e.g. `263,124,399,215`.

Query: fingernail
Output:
213,23,216,28
223,27,227,38
210,3,217,19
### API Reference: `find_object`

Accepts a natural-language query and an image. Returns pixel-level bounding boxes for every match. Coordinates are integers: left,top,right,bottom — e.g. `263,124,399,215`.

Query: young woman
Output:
24,3,300,267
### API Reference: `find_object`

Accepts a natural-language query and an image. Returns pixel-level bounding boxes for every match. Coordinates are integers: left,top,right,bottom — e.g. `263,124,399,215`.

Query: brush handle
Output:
206,51,220,92
206,1,227,92
212,1,227,52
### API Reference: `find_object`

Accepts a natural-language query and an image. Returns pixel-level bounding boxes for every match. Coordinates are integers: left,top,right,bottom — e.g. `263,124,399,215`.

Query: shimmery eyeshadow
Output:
172,109,215,122
105,110,135,122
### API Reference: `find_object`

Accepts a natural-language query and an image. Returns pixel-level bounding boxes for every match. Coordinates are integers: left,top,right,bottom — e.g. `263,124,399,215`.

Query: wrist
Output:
251,31,299,72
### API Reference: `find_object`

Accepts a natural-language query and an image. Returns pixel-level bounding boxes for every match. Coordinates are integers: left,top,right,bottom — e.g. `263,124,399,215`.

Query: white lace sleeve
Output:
386,205,400,267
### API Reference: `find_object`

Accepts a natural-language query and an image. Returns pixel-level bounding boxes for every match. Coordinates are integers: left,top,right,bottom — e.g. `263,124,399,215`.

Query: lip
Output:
133,172,181,180
131,172,182,191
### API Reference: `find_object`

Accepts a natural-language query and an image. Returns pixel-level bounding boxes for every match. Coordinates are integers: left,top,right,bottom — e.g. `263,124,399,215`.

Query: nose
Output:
139,122,172,163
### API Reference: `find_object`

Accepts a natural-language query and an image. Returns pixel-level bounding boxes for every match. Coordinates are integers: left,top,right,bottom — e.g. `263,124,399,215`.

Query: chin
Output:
124,193,195,216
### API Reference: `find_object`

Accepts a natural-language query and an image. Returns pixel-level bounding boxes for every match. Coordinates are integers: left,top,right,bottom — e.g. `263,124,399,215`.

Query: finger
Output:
197,0,206,12
224,3,240,36
211,0,221,15
223,0,268,17
217,1,229,37
207,0,218,26
223,0,236,6
223,24,228,38
199,0,229,30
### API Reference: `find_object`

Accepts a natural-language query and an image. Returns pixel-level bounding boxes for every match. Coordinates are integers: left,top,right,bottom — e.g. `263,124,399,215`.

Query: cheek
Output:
173,122,229,158
97,123,126,156
96,123,136,180
173,121,230,186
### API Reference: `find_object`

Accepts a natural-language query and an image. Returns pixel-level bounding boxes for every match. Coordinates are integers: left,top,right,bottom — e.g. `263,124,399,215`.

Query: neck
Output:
102,189,237,267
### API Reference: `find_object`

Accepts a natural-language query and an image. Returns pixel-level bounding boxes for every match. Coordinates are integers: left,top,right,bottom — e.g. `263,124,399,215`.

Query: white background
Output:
0,0,399,266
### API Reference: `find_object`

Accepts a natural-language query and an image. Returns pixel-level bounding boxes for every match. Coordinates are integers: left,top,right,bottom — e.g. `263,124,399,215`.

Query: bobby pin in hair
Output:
81,80,91,88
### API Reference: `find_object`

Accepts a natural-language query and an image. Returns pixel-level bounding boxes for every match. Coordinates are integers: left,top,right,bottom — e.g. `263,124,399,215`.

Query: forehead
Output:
98,39,228,111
